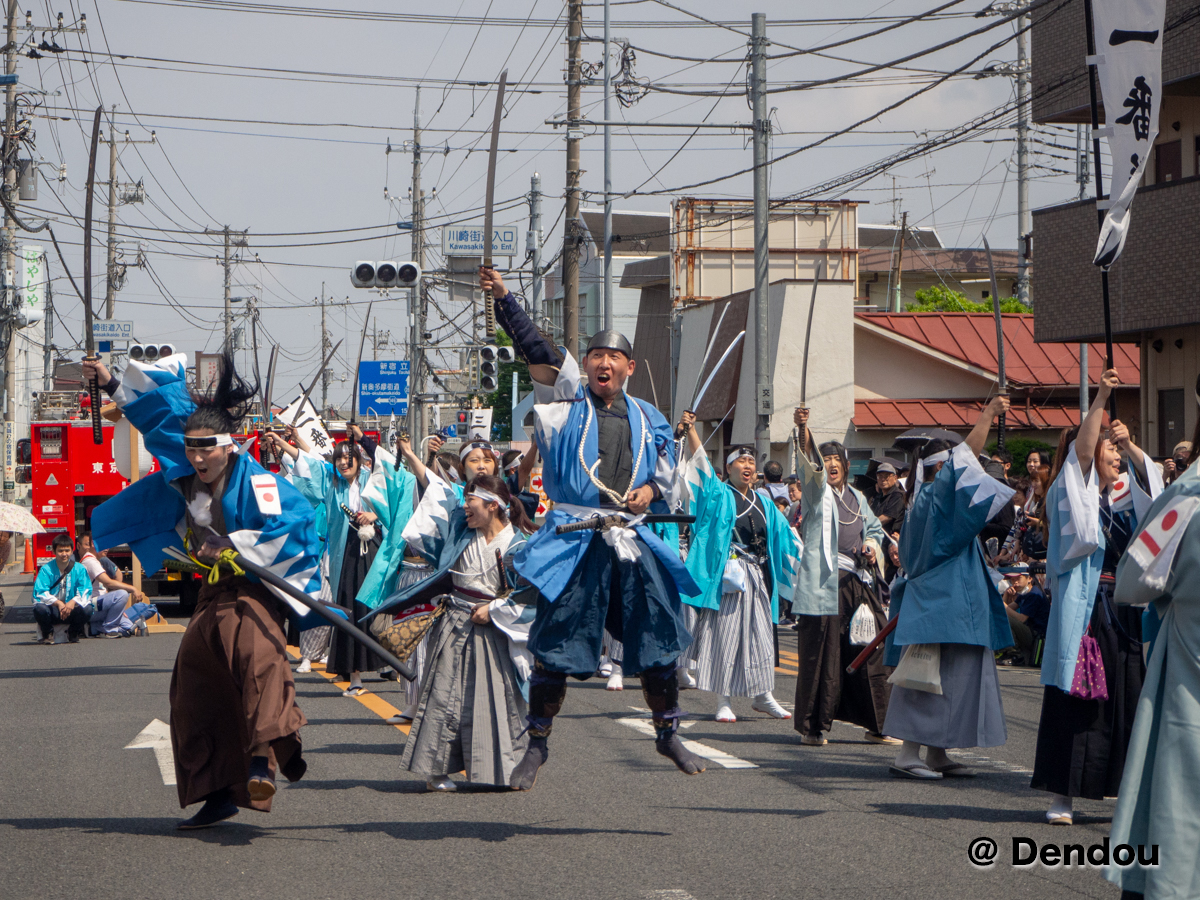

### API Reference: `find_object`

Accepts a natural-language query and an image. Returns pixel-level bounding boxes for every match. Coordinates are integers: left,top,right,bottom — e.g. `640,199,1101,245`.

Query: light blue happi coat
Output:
514,352,698,602
89,354,322,617
1105,462,1200,899
289,446,416,610
1039,441,1161,691
885,442,1015,666
682,449,798,621
792,451,884,617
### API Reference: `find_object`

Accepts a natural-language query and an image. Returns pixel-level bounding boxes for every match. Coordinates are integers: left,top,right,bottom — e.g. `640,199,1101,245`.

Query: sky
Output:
11,0,1098,409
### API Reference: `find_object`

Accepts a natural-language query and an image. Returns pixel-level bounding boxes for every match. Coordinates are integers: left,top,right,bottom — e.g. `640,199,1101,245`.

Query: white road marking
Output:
945,749,1034,776
643,892,698,900
125,718,177,786
620,707,758,769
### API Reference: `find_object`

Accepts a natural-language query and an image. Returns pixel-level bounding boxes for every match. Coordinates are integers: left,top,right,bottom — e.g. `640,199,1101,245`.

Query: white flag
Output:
1091,0,1167,269
278,394,334,458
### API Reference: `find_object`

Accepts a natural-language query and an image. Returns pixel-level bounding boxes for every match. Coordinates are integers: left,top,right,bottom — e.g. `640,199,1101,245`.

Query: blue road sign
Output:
358,360,409,416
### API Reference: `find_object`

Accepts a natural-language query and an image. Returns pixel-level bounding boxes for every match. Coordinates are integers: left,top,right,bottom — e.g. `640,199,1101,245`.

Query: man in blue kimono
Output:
480,267,704,790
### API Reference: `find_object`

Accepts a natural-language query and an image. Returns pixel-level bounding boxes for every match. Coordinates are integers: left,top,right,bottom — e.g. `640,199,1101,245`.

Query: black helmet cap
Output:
585,330,633,358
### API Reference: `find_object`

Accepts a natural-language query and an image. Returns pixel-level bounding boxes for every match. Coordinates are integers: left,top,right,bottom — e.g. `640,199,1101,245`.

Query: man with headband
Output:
479,267,704,790
790,407,892,747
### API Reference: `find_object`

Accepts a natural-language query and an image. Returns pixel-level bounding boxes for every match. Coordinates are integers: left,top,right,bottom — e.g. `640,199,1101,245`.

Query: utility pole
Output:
750,12,771,464
563,0,582,358
1076,121,1088,414
101,108,153,318
529,173,544,326
223,227,232,351
602,0,613,331
410,87,426,438
1015,9,1030,306
319,284,330,414
891,210,907,313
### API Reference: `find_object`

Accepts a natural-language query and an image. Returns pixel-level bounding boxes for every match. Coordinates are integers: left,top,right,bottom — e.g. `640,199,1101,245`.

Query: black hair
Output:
434,451,464,484
763,460,784,482
818,440,847,462
724,445,755,469
992,450,1012,465
185,350,258,435
501,449,523,470
467,473,536,535
331,441,362,481
903,439,953,503
75,530,92,551
52,533,73,550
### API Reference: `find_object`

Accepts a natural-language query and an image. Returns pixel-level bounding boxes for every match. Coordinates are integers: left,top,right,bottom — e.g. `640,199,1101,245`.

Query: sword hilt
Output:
555,516,618,535
484,287,496,339
84,355,103,445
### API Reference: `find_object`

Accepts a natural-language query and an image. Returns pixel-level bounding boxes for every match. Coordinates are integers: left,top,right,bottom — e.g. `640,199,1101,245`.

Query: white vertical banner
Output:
1091,0,1167,268
469,408,493,440
20,245,45,325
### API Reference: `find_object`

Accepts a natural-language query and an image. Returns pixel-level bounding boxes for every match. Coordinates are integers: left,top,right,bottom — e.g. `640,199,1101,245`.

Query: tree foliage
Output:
481,328,533,440
906,284,1030,314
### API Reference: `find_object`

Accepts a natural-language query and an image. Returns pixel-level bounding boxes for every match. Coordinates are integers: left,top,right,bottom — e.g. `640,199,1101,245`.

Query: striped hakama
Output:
400,599,529,785
686,558,774,698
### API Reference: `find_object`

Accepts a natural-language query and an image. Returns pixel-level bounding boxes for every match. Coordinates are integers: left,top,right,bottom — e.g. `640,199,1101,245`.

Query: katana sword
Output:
165,547,415,680
482,69,508,340
690,331,745,414
643,358,660,409
263,345,280,426
799,262,823,408
347,300,375,431
983,237,1007,452
83,106,104,445
555,514,695,535
674,302,732,440
287,339,343,427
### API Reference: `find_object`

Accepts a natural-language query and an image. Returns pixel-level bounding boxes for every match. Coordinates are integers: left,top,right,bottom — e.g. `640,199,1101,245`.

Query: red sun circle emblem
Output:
264,492,275,503
1162,509,1178,531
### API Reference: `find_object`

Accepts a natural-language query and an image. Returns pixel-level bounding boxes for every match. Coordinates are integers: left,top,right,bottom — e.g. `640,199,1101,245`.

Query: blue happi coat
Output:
289,445,417,610
514,351,698,602
885,442,1016,666
373,475,535,688
682,449,798,621
90,354,322,616
34,560,93,607
1039,441,1162,691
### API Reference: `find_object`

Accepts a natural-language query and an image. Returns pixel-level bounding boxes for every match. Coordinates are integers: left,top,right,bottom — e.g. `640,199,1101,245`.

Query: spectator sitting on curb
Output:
33,534,94,644
77,532,147,637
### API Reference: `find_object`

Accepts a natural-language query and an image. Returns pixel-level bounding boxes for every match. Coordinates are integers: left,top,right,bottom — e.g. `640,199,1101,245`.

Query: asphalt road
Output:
0,571,1121,900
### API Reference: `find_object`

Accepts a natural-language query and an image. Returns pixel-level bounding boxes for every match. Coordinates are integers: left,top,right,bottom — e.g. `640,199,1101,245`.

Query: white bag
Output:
849,603,878,647
721,556,747,595
887,643,943,694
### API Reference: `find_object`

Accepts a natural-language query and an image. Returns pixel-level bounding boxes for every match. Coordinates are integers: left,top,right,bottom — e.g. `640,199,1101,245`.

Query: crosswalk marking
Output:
620,706,758,769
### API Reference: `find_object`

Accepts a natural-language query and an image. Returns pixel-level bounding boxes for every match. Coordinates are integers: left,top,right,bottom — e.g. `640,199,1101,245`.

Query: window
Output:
1156,140,1182,183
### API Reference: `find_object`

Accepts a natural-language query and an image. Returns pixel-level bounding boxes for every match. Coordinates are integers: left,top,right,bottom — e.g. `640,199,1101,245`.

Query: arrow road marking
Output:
125,718,177,786
619,707,758,769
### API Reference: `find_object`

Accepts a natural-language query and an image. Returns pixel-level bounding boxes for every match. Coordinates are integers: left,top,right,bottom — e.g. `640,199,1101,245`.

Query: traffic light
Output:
129,343,177,362
351,260,421,289
479,344,514,392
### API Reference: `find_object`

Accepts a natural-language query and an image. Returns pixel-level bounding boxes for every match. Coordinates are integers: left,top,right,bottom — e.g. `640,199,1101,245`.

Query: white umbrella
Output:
0,501,46,534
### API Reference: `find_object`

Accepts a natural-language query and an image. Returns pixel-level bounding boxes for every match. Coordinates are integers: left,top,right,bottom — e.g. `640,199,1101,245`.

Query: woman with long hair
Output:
86,351,322,829
269,426,417,697
373,473,538,790
1031,369,1162,825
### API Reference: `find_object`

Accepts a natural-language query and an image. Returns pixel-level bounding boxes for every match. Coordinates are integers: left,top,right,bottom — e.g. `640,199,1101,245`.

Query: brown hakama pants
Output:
169,576,307,811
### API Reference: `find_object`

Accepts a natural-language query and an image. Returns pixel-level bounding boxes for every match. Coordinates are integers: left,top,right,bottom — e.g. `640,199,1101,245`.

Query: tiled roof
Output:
856,312,1139,388
854,399,1086,431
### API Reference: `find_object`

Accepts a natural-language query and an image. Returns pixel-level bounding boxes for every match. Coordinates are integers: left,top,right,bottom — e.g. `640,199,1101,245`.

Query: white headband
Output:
469,487,505,506
184,433,234,448
726,447,755,466
460,440,495,461
912,449,951,504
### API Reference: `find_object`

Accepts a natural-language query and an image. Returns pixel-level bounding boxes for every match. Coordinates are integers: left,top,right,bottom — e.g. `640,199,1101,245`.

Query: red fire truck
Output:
18,390,379,610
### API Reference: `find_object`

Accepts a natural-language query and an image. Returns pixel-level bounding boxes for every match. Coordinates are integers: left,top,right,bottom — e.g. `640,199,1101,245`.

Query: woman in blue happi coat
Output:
1031,369,1161,825
883,395,1015,780
86,351,322,830
679,412,798,723
372,473,537,791
270,425,417,696
1106,390,1200,899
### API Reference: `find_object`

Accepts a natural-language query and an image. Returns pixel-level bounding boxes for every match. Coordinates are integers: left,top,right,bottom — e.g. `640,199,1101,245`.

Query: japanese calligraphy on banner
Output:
467,407,492,441
1091,0,1166,269
278,395,334,458
20,245,45,325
